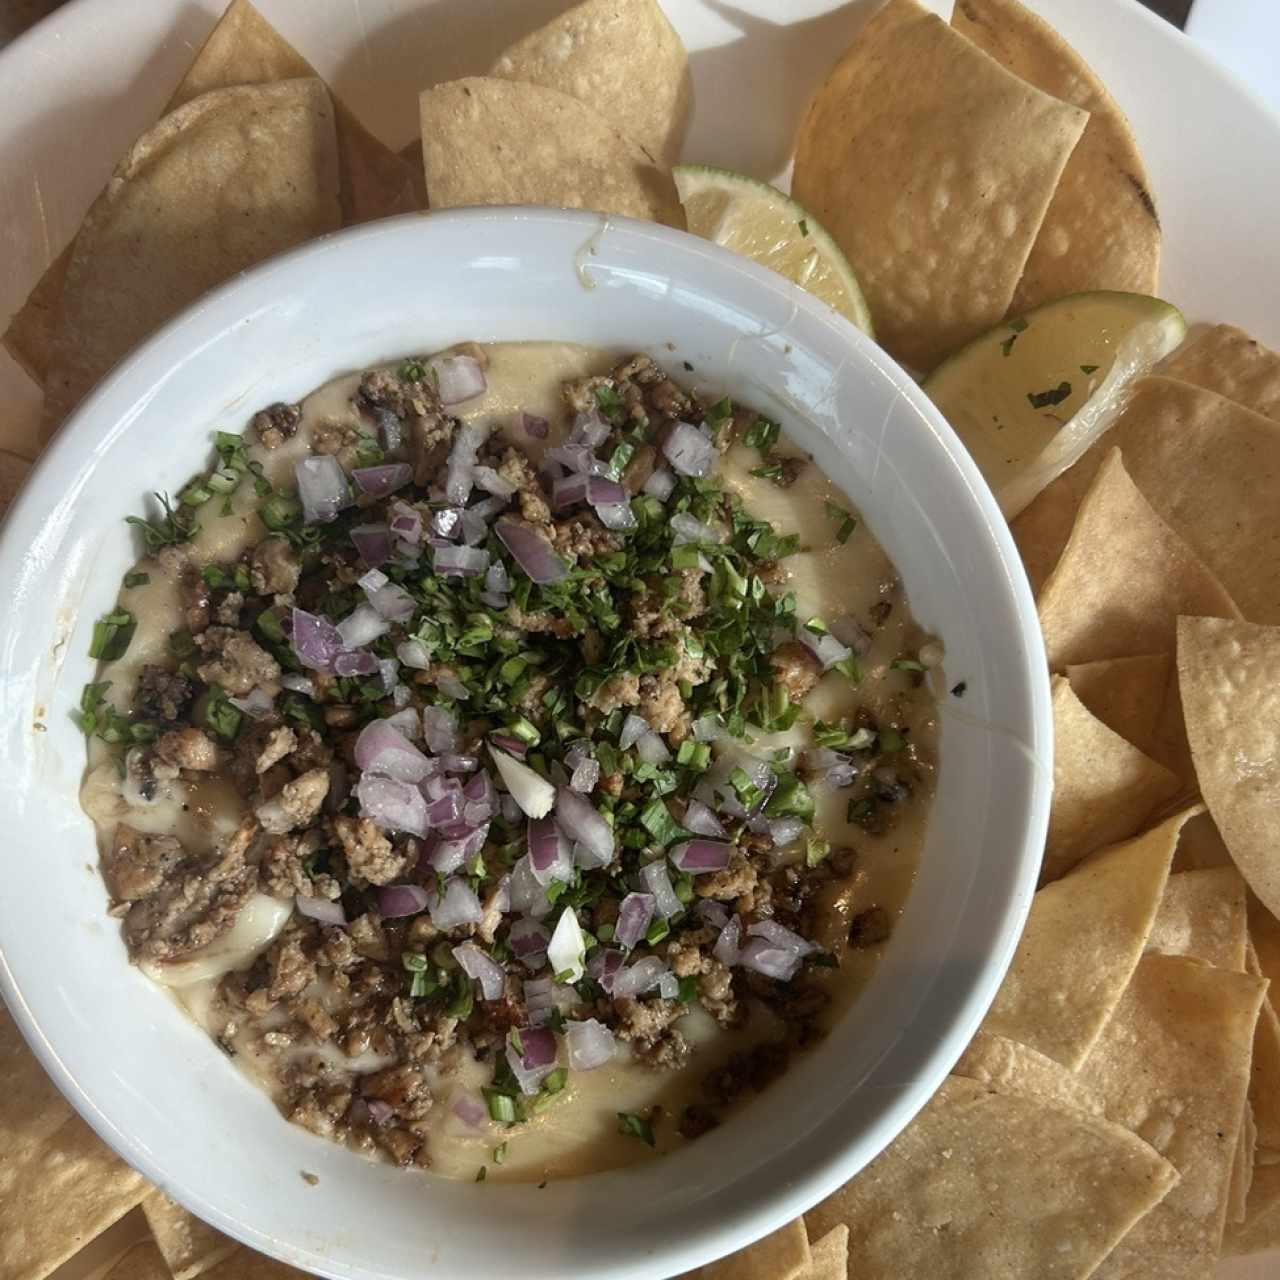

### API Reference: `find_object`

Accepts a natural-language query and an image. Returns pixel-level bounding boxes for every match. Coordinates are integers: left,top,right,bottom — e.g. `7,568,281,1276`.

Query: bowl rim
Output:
0,206,1052,1278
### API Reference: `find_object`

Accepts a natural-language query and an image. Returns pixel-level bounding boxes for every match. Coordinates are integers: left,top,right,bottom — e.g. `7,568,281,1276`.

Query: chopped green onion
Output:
617,1112,656,1147
89,609,136,661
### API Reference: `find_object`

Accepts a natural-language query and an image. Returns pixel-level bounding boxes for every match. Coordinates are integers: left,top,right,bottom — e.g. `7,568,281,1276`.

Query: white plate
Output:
0,1,1276,1276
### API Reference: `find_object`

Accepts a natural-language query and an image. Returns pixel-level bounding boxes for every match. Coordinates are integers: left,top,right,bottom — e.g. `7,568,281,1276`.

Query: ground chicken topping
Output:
82,346,936,1175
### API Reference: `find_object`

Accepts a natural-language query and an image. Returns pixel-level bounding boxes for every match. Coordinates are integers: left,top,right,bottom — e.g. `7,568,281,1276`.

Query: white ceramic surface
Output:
0,208,1051,1278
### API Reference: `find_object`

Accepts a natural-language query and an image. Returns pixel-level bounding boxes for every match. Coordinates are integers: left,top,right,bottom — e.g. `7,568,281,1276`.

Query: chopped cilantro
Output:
764,774,815,822
639,798,687,847
823,500,857,544
677,975,699,1004
89,609,136,661
890,658,926,673
1026,381,1072,410
475,1166,487,1183
617,1112,656,1147
493,1142,509,1165
398,359,427,381
878,727,906,754
123,571,150,589
999,334,1018,358
202,685,243,741
798,218,809,237
1081,363,1099,374
806,837,832,868
1010,318,1029,333
951,680,968,697
741,417,780,453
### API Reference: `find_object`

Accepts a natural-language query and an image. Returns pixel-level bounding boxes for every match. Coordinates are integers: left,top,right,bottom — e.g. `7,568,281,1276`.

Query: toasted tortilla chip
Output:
166,0,419,229
1013,377,1280,618
800,1225,848,1280
804,1074,1177,1280
1065,652,1171,759
1043,677,1181,882
1172,810,1233,872
984,806,1192,1067
1249,891,1280,989
42,79,340,430
142,1191,237,1280
0,1007,151,1280
1178,616,1280,919
791,0,1086,371
107,1243,174,1280
1244,930,1280,1156
489,0,690,166
1162,324,1280,424
1225,1160,1280,1255
952,0,1158,311
1082,953,1266,1280
420,78,682,227
3,1,414,397
687,1218,810,1280
1146,867,1248,971
954,1030,1104,1115
1038,450,1240,670
1228,1103,1257,1225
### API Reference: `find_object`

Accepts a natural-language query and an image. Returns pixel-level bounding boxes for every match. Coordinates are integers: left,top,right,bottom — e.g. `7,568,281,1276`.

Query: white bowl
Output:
0,208,1051,1280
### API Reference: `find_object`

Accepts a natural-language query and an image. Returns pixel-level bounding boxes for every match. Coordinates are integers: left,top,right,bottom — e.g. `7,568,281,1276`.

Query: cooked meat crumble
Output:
83,346,936,1177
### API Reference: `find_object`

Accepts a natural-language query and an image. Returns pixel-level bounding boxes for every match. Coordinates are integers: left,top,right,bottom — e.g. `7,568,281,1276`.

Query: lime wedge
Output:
673,164,873,336
923,292,1186,515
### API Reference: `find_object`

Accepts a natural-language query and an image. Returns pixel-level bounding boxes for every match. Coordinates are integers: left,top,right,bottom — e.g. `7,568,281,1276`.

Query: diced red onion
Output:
692,715,726,743
383,707,421,740
594,500,637,531
429,878,483,930
766,816,806,846
551,472,591,511
280,673,316,696
738,937,804,981
392,683,411,708
422,704,457,754
587,948,625,994
373,407,404,453
445,421,489,503
528,817,573,885
452,1092,488,1129
484,561,510,596
662,421,715,477
586,476,627,506
295,894,345,926
490,733,528,758
355,719,431,782
569,410,611,448
749,919,817,954
490,874,511,915
228,687,275,719
291,608,344,672
643,467,676,500
349,524,391,569
695,899,729,930
459,509,488,547
547,443,606,476
508,854,552,919
713,915,742,966
506,1026,558,1095
432,507,462,541
437,670,469,701
520,412,549,439
619,713,650,751
378,883,430,919
496,518,568,584
569,756,600,794
671,512,719,545
554,788,614,868
365,582,416,623
796,623,854,672
830,615,873,657
365,1098,395,1127
615,892,655,950
453,942,505,1000
358,566,388,592
657,971,680,1000
396,639,431,670
296,455,351,524
378,658,399,692
472,466,517,498
640,859,681,918
491,749,555,818
422,773,458,802
509,917,551,968
461,769,493,814
683,800,726,838
358,774,429,836
433,544,489,578
565,1018,616,1071
353,463,412,499
431,823,489,875
547,907,586,982
635,731,671,765
669,838,733,874
425,790,463,828
612,955,670,999
337,603,390,649
334,649,379,677
431,355,487,406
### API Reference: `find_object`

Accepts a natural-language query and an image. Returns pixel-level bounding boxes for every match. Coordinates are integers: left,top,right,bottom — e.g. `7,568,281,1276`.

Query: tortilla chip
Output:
420,78,682,227
3,2,414,398
1244,932,1280,1156
1082,953,1266,1280
1228,1102,1257,1225
1039,449,1240,670
1171,810,1233,872
952,0,1158,311
0,449,31,515
953,1029,1104,1115
167,0,418,228
1178,617,1280,922
0,1007,150,1280
106,1243,174,1280
800,1225,848,1280
984,806,1192,1067
1249,891,1280,989
1013,377,1280,619
1161,324,1280,424
1064,652,1171,761
1043,676,1181,882
489,0,691,166
791,0,1086,371
42,79,340,430
804,1074,1177,1280
142,1192,237,1280
1146,867,1248,971
687,1217,810,1280
1225,1161,1280,1255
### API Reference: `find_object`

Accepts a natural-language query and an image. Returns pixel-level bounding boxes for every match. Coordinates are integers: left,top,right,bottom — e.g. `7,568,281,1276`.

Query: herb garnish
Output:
125,492,195,554
89,609,136,661
1026,381,1072,409
617,1112,656,1147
